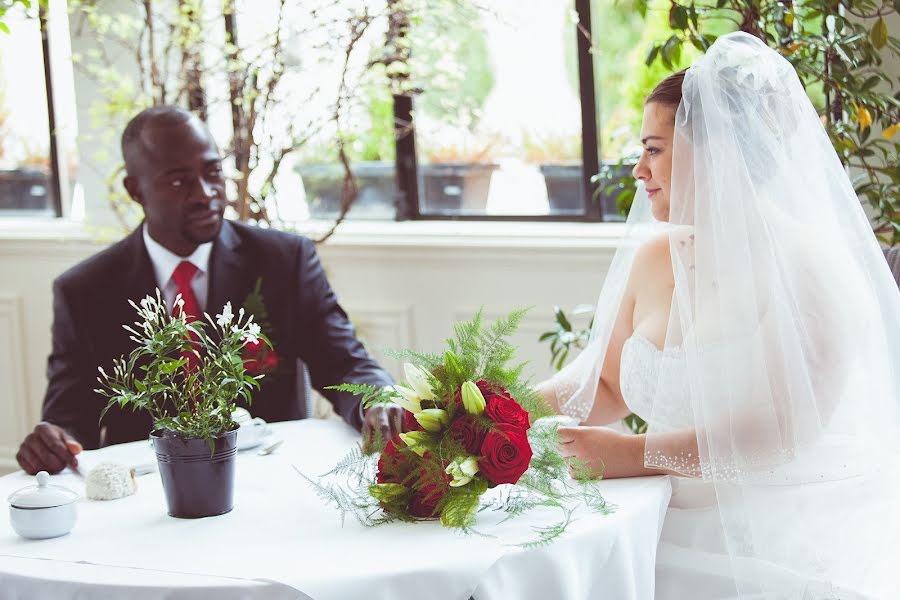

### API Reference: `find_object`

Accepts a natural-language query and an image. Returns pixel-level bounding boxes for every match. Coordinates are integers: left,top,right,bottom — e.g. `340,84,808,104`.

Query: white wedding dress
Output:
620,334,741,599
619,333,894,599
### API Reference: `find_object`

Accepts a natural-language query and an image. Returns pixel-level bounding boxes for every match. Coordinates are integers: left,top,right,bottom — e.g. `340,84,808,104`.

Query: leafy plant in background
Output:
0,0,35,34
643,0,899,244
538,306,649,436
67,0,497,240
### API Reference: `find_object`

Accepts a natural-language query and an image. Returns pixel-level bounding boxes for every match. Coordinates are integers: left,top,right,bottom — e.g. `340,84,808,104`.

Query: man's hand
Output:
362,404,404,453
16,422,83,475
558,426,645,480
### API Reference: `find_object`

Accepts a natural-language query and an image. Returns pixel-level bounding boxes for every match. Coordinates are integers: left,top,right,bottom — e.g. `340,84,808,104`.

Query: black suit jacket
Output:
42,221,392,448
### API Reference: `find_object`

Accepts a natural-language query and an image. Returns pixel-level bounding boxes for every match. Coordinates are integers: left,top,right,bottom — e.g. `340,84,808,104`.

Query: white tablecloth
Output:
0,420,672,600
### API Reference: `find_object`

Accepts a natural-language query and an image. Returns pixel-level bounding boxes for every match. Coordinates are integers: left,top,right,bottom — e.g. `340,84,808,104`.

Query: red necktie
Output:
171,261,200,371
171,261,200,322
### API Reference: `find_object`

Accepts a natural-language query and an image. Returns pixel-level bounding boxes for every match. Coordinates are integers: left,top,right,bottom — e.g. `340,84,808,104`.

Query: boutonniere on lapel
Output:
241,278,278,376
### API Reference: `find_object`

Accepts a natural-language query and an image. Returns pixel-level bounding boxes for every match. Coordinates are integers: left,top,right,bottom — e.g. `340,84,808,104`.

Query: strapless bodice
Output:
619,334,693,430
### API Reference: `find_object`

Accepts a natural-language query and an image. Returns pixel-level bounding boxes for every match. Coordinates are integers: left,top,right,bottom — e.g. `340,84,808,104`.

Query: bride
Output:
539,32,900,599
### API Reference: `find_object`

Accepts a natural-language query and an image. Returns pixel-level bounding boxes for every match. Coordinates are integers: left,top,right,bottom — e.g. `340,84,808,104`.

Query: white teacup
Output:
233,407,269,450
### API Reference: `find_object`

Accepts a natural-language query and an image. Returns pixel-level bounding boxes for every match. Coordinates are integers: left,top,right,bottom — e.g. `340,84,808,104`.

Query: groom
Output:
15,106,401,475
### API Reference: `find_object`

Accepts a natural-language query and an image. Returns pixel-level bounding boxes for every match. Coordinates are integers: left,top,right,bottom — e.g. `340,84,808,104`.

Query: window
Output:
51,1,647,226
0,0,77,217
293,0,639,223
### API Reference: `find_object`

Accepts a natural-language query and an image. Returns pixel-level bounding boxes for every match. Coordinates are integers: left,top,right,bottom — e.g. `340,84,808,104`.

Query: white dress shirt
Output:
142,225,213,314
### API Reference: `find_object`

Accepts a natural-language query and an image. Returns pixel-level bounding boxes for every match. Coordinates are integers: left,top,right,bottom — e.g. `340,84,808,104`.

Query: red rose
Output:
408,457,451,518
403,409,423,432
478,423,533,486
242,339,278,376
484,395,531,431
447,415,486,454
376,438,414,485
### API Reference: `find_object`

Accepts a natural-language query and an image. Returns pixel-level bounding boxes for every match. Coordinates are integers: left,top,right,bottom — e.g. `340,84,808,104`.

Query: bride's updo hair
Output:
646,69,687,114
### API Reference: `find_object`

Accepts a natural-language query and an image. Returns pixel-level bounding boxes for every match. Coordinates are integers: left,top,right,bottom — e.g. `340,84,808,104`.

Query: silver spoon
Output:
257,439,283,456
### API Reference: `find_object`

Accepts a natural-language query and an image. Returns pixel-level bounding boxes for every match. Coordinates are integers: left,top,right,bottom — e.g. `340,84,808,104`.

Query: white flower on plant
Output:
241,322,261,345
445,456,479,487
216,302,234,327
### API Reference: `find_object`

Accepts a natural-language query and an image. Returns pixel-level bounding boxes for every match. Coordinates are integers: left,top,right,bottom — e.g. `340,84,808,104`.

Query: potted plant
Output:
298,79,398,221
419,137,499,214
96,292,267,518
522,133,583,215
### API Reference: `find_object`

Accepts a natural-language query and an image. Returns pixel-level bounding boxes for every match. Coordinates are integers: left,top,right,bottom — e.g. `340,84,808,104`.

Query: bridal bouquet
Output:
307,310,613,543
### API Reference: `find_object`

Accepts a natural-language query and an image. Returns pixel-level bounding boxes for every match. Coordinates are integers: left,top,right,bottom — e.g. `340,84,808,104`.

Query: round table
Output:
0,420,672,600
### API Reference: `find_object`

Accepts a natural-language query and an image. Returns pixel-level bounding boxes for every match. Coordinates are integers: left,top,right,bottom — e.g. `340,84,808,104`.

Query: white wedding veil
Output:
553,32,900,597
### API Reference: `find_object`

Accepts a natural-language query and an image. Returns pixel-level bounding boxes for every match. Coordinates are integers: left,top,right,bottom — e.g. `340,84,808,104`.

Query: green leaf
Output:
439,478,488,528
871,17,888,50
636,0,648,18
0,22,9,35
661,35,681,69
668,4,689,30
369,483,409,504
645,43,660,67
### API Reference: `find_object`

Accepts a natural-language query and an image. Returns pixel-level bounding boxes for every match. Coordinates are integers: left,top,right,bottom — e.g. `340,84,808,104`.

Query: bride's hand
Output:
558,426,647,479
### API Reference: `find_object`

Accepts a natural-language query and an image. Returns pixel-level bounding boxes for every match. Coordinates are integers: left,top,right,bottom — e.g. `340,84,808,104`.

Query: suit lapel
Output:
207,220,250,316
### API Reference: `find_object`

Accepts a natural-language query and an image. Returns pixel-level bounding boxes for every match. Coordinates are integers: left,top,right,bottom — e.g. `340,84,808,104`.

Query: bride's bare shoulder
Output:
631,231,674,277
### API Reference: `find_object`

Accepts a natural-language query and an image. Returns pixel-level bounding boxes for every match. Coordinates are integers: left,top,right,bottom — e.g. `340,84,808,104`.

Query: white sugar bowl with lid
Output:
8,470,78,539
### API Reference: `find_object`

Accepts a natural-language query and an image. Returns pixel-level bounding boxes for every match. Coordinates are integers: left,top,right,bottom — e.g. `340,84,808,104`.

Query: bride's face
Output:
633,102,675,221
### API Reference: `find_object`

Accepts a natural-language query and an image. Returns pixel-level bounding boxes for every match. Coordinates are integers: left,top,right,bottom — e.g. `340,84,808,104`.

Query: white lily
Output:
403,363,436,401
414,408,449,432
461,381,486,415
445,456,480,487
391,384,423,414
398,431,432,457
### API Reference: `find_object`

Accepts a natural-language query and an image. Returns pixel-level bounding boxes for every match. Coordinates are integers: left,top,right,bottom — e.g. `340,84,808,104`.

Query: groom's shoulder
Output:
55,232,136,291
228,221,314,255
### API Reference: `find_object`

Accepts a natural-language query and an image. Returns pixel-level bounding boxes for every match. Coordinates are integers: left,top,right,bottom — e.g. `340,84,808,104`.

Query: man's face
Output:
124,119,226,256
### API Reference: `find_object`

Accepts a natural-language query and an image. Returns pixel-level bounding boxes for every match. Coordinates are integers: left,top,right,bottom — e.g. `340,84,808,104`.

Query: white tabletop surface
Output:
0,420,672,600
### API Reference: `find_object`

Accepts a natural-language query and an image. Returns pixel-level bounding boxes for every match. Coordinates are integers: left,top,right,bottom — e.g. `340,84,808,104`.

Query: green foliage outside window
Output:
643,0,899,244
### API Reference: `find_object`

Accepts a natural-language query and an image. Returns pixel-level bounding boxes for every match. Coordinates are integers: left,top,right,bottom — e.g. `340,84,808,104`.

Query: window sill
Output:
0,218,628,251
295,220,628,250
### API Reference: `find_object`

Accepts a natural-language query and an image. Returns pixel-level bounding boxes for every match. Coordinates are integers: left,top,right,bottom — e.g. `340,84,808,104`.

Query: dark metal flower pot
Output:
419,163,498,214
151,429,238,519
540,163,584,214
298,161,397,220
0,168,51,211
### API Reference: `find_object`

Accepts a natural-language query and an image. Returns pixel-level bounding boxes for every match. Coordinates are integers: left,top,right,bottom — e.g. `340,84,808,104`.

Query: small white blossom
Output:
241,322,261,345
216,302,234,327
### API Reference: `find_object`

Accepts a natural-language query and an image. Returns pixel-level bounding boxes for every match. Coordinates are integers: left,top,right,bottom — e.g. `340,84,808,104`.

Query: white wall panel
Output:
0,296,29,472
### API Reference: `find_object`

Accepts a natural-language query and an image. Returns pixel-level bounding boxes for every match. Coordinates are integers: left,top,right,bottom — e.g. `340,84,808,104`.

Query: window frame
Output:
0,2,71,220
40,3,64,218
